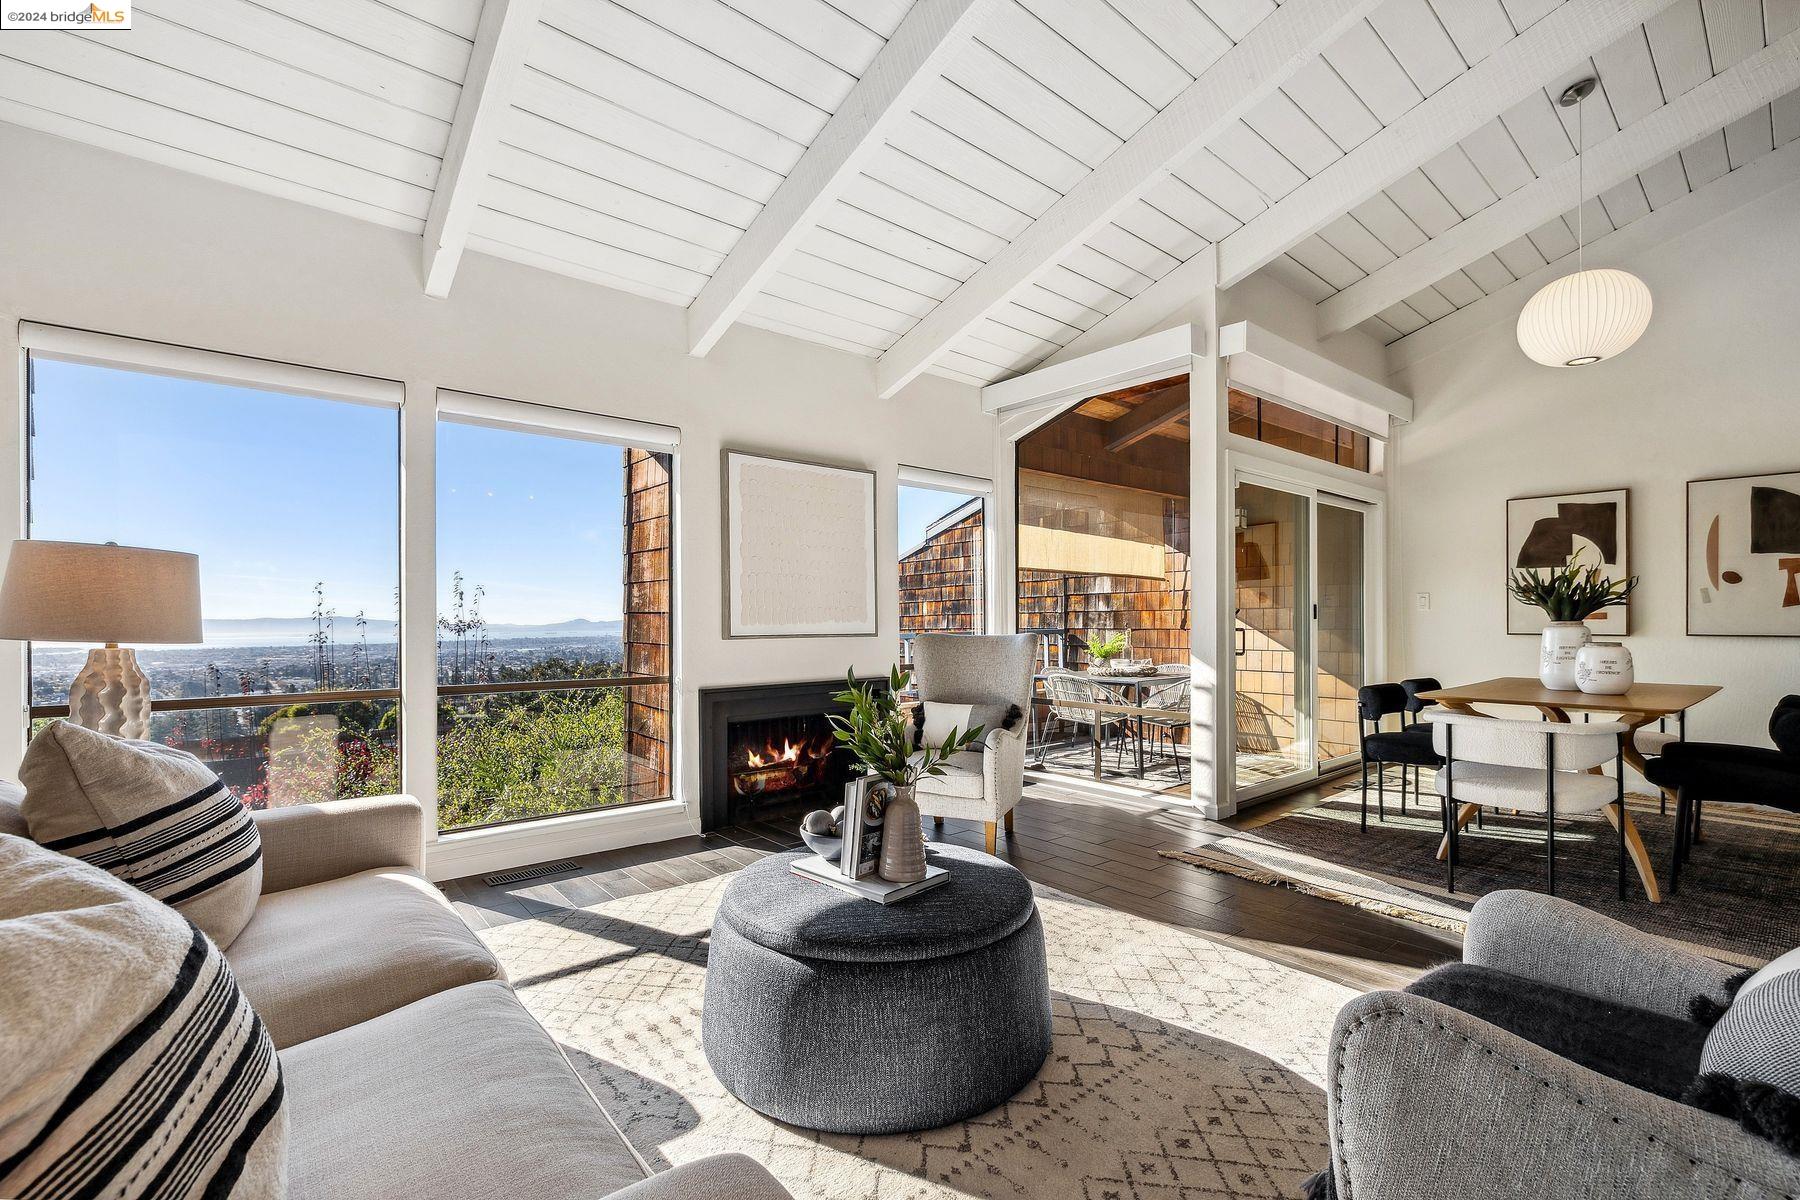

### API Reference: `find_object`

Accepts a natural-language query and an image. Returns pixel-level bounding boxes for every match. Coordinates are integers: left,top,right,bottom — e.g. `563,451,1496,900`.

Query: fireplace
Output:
698,678,889,831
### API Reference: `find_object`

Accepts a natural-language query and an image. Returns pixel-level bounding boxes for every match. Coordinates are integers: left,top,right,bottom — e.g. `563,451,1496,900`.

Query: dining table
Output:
1034,667,1189,780
1414,676,1722,902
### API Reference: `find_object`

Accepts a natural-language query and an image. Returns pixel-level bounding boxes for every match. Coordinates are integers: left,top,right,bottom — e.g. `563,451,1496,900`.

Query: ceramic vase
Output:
1575,641,1634,695
1538,622,1592,691
877,784,927,883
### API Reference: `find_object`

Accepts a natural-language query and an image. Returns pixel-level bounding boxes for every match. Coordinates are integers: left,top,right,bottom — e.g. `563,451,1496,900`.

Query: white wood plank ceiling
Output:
2,0,1796,386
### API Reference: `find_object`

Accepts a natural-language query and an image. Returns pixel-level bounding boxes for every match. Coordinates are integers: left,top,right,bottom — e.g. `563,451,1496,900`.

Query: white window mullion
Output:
1,317,27,776
399,381,439,829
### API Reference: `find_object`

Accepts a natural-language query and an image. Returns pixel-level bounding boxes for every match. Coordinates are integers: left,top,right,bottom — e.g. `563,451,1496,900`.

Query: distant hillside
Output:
202,617,623,645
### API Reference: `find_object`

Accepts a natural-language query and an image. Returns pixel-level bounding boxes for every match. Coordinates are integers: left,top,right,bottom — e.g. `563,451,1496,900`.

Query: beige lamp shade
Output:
0,540,202,644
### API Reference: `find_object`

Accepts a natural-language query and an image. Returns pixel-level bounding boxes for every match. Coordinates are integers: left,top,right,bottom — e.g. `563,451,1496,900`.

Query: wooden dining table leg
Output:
1601,800,1662,903
1435,803,1479,861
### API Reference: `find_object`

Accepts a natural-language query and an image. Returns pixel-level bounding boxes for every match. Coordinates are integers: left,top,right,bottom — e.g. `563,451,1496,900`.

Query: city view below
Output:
27,622,627,702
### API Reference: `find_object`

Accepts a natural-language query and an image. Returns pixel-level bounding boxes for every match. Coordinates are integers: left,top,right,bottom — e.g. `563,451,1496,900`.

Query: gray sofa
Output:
1322,889,1800,1199
0,784,790,1200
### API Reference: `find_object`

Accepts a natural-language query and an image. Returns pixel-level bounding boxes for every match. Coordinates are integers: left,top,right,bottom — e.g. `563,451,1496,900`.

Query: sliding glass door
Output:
1232,475,1372,799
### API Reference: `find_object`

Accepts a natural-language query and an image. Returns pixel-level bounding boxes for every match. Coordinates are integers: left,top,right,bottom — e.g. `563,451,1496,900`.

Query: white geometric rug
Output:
481,873,1355,1200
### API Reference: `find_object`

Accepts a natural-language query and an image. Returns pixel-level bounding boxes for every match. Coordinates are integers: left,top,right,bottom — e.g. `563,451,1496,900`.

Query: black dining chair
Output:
1356,683,1444,831
1398,677,1442,816
1644,695,1800,894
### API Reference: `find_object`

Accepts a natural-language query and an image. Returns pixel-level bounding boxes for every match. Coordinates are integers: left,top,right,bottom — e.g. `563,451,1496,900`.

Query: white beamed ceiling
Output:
2,0,1795,384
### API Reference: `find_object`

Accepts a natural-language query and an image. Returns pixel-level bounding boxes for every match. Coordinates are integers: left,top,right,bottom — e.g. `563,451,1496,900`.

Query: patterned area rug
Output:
481,874,1354,1200
1162,777,1796,964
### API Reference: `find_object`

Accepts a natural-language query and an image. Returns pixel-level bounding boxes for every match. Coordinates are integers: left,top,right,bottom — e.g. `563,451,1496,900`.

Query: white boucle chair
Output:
1425,709,1645,899
910,633,1037,855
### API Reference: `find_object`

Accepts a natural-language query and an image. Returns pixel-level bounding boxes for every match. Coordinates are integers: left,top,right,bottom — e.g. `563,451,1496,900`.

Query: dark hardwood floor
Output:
442,776,1462,993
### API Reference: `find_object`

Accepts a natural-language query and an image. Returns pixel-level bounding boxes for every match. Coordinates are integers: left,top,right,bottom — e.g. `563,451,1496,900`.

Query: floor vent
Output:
483,860,578,888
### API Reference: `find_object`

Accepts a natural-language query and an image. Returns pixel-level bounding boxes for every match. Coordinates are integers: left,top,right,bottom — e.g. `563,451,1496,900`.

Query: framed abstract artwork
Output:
1687,470,1800,636
1505,488,1630,635
723,450,877,638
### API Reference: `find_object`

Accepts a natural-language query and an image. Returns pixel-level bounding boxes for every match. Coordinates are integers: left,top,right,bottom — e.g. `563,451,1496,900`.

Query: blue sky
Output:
30,359,624,626
437,421,624,624
898,485,975,557
32,359,975,629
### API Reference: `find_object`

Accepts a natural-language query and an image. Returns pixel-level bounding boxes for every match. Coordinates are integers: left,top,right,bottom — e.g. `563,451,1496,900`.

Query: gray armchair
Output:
910,633,1036,854
1320,890,1800,1198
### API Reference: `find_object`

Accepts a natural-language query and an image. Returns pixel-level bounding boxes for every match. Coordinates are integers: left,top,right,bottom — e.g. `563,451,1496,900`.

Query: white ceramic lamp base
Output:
68,645,152,740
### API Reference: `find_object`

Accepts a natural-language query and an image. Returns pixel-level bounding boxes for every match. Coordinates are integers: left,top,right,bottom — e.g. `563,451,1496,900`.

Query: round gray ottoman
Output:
701,843,1051,1134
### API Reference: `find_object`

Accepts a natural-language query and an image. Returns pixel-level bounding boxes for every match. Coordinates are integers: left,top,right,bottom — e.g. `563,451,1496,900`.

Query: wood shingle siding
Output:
623,448,672,801
898,506,984,645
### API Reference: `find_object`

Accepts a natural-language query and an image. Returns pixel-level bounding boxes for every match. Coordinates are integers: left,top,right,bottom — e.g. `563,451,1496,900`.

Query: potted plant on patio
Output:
828,666,986,883
1507,554,1637,691
1086,631,1131,673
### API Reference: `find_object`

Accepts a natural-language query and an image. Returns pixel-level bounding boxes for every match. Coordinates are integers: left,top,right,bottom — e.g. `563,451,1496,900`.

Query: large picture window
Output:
24,340,402,807
433,395,674,832
19,333,680,840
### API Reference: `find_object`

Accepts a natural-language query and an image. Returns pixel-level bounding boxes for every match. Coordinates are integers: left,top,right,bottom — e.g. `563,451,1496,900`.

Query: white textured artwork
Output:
726,451,876,637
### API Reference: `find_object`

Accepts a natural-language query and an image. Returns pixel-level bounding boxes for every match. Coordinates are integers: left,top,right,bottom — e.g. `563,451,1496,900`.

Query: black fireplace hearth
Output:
697,678,890,831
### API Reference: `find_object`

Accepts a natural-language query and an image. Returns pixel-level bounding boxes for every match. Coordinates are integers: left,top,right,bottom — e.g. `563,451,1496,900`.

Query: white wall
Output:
0,125,998,851
1388,179,1800,746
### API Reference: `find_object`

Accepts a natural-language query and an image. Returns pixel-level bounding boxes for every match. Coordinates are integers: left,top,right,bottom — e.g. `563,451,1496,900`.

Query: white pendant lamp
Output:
1516,78,1653,367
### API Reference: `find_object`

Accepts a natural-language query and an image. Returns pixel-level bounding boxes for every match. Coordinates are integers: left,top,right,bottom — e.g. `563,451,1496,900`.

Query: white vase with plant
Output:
828,667,985,882
1507,556,1637,690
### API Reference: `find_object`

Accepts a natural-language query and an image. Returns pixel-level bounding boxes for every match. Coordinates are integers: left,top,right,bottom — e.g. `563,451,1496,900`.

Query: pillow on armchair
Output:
0,833,286,1198
916,701,1022,750
20,721,263,947
1686,949,1800,1153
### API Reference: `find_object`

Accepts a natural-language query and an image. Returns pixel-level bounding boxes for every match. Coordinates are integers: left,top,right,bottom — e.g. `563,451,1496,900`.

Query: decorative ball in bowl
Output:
799,806,846,863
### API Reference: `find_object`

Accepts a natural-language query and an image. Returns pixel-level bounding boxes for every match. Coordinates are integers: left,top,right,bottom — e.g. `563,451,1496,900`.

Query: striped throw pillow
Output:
21,721,263,948
0,833,286,1198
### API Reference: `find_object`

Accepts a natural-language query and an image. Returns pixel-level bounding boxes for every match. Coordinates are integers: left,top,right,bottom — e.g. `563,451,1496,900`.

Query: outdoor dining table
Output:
1414,677,1721,902
1035,667,1189,780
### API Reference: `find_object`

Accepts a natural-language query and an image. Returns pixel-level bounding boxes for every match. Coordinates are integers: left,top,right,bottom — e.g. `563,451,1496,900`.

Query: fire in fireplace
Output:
729,715,837,802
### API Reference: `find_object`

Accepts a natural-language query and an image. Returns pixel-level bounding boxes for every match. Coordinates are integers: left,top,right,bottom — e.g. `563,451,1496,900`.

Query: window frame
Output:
430,389,680,834
18,323,406,805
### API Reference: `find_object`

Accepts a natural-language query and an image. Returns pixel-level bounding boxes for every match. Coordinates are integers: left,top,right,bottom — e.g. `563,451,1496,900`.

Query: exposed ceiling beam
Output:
1104,381,1190,452
686,0,999,357
873,0,1381,399
1214,0,1684,290
1386,134,1800,372
1319,29,1800,334
422,0,544,298
1039,248,1216,369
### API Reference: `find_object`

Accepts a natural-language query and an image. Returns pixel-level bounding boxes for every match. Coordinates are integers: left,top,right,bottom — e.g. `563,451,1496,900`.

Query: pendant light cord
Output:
1575,90,1585,271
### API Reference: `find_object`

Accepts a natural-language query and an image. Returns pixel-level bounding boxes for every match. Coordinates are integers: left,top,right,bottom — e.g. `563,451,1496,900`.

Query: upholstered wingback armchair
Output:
911,633,1037,854
1316,890,1800,1199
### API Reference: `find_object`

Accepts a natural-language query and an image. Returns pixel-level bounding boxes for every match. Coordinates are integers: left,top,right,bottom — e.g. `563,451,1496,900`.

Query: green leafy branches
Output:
1507,553,1638,623
1088,632,1130,663
828,665,985,788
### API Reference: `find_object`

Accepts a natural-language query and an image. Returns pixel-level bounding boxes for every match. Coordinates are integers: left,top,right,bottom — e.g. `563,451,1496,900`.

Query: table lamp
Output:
0,540,203,740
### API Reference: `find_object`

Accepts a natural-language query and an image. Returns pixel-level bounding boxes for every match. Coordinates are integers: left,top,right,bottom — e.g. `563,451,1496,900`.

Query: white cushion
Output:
1634,729,1678,756
20,721,262,947
0,834,286,1199
281,981,642,1200
227,867,504,1048
914,749,985,801
1431,761,1619,814
920,701,977,748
